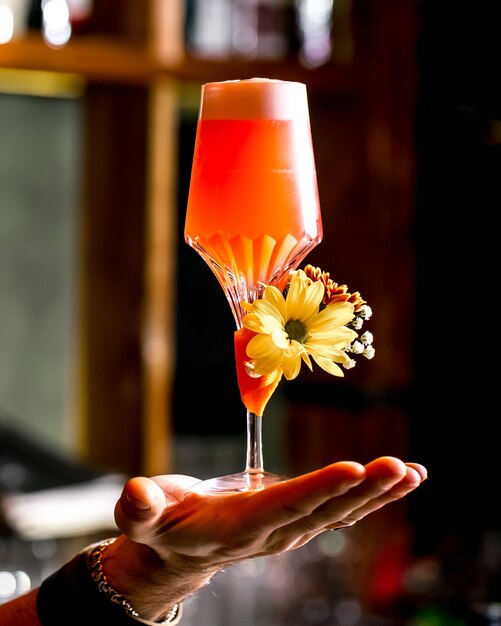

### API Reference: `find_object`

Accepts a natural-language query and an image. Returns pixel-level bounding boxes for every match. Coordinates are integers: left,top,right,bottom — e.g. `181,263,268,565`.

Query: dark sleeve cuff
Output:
37,545,142,626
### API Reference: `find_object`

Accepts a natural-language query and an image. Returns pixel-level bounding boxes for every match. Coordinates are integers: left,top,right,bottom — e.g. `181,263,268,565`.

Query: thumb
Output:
114,476,166,540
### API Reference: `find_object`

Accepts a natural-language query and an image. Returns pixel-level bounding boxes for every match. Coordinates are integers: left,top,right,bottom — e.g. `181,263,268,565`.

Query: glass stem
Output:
245,411,264,475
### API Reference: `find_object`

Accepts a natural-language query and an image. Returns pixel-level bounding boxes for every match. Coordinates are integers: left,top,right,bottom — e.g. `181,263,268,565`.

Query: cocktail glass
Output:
184,78,323,493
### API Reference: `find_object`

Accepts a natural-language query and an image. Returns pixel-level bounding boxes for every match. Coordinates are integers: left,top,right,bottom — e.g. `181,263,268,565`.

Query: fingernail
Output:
337,479,363,494
126,489,151,511
408,463,428,481
378,476,399,489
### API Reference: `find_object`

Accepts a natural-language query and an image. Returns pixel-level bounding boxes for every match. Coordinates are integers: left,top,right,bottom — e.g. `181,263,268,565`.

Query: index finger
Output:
240,461,366,531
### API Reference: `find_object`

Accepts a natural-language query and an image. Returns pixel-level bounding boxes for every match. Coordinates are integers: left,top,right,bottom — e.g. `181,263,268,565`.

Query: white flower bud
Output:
360,331,373,345
352,317,363,330
351,340,364,354
343,358,356,370
360,305,372,320
364,346,375,360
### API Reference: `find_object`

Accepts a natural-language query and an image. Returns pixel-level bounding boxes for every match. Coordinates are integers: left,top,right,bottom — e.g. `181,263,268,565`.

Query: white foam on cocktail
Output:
199,78,310,121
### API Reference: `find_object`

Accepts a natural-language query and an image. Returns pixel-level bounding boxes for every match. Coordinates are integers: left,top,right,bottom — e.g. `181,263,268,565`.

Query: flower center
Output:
285,319,308,344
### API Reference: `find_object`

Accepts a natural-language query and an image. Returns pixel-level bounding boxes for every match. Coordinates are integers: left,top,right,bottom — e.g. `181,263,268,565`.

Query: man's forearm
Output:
0,589,40,626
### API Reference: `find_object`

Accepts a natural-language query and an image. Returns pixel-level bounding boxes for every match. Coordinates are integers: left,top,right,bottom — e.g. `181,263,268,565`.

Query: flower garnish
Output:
234,265,374,415
303,264,374,364
303,264,367,311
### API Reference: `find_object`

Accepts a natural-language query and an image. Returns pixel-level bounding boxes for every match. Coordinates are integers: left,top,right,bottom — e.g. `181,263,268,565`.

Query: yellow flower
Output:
241,270,358,381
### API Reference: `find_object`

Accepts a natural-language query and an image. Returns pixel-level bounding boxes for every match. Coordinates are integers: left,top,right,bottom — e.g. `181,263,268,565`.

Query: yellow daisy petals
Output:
240,267,368,383
282,341,305,380
246,334,284,375
286,274,324,321
313,355,345,377
308,301,355,332
263,285,287,323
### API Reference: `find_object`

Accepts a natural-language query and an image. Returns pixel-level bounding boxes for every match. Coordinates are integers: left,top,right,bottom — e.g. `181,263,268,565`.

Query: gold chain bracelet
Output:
88,539,182,625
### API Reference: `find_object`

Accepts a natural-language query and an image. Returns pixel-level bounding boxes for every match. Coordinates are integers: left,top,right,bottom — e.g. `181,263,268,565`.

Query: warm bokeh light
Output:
317,527,348,557
0,570,31,600
0,572,16,598
296,0,334,67
0,5,14,44
42,0,72,47
333,597,362,625
14,570,31,596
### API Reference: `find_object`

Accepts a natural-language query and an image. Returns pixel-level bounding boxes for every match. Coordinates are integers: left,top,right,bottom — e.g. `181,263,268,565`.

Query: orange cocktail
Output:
185,78,323,323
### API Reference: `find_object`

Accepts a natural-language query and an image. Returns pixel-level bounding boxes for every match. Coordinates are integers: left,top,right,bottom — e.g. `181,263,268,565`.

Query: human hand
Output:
115,456,426,568
103,457,426,621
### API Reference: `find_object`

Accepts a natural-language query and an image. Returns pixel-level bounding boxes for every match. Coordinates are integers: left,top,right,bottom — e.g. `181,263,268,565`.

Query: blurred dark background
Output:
409,2,501,622
413,0,501,551
1,0,500,623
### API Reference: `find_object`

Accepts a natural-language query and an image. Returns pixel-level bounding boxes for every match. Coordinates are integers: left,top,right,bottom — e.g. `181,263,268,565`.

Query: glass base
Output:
191,470,289,495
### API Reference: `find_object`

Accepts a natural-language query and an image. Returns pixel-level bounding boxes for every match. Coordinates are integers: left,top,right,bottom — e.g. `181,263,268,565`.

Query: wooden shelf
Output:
0,34,154,85
0,33,367,94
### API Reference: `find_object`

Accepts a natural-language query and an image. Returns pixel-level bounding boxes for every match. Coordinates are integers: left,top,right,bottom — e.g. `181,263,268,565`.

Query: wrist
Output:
101,536,219,621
